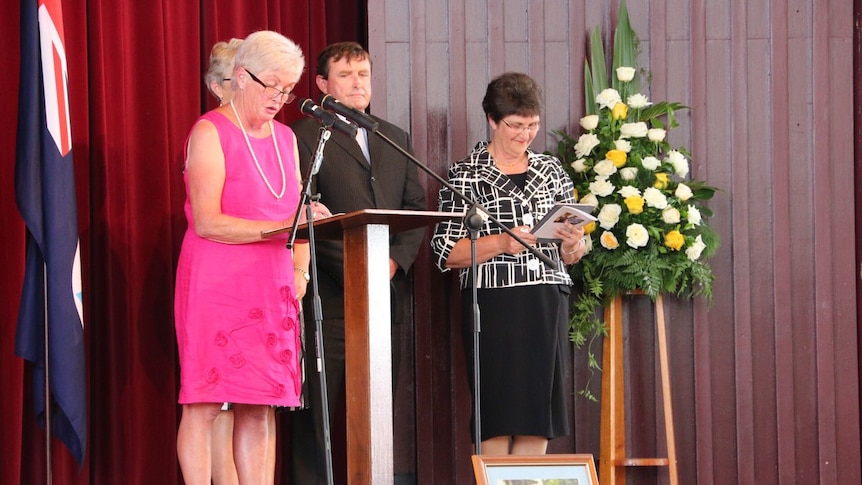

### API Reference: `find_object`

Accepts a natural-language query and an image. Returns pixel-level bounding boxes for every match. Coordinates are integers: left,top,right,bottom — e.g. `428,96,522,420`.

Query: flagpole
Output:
42,263,52,485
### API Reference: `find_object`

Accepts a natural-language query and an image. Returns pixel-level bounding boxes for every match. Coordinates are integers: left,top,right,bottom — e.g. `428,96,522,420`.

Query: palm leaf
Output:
612,0,639,94
584,59,596,115
589,26,608,96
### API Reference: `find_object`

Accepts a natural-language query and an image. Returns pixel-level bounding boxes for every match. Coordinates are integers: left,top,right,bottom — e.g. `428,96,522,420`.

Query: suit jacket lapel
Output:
330,130,369,169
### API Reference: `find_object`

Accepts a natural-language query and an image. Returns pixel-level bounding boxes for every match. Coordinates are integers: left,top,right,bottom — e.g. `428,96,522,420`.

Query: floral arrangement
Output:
553,0,719,391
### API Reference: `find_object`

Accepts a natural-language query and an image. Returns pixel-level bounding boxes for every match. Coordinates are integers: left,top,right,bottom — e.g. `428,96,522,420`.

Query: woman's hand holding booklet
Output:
530,203,597,243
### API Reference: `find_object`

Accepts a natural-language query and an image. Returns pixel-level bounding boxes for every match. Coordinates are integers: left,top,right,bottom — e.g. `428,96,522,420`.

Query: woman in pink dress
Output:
174,30,330,484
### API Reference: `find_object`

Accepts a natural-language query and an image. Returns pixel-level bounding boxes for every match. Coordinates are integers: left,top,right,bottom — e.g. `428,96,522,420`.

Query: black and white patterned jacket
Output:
431,142,576,289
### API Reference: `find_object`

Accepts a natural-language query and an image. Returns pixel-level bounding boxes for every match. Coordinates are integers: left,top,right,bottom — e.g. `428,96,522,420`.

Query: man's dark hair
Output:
316,41,370,79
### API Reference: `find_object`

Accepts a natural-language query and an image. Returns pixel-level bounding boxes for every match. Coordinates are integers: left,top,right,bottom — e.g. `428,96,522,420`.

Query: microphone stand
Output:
362,124,558,455
285,126,335,485
463,206,485,453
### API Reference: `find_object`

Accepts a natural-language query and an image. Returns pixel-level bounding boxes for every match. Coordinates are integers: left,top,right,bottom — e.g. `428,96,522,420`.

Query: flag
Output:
15,0,87,466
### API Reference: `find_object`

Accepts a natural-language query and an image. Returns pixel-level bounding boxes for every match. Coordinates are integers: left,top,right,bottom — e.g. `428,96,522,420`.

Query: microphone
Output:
299,98,357,138
320,94,380,132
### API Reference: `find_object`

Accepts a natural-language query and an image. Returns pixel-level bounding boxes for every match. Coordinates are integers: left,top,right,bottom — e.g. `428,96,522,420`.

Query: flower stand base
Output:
599,293,679,485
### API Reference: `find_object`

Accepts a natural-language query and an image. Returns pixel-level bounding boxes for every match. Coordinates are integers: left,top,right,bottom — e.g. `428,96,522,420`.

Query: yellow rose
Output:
664,230,685,251
600,231,619,249
612,102,628,120
606,149,627,168
624,196,645,214
583,221,597,234
654,172,669,189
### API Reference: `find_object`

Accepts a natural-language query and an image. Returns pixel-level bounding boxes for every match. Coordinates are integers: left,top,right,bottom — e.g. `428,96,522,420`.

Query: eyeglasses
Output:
500,119,541,134
244,69,296,104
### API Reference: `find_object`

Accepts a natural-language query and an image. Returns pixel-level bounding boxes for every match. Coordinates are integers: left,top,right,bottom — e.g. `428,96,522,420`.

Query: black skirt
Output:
461,284,571,442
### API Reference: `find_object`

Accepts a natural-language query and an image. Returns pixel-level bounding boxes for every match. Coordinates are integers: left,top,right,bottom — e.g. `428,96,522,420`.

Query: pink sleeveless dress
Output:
175,111,302,406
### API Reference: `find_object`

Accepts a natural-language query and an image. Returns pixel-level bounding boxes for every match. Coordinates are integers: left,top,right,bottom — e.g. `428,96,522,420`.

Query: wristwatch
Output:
294,267,310,282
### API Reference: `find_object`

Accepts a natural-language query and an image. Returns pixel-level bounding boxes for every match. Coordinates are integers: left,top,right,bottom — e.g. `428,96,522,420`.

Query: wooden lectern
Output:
295,209,458,485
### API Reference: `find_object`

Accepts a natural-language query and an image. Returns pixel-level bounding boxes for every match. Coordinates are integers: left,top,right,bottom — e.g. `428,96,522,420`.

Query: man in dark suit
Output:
289,41,426,485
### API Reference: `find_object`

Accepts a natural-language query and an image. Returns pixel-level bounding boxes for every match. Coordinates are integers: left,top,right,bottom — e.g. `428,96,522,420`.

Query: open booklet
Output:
530,203,598,243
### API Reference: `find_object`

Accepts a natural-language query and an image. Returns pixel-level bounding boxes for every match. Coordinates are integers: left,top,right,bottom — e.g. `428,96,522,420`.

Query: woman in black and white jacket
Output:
431,72,587,456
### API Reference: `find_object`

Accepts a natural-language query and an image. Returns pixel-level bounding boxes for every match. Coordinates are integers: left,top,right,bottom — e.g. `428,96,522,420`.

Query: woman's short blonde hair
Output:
233,31,305,86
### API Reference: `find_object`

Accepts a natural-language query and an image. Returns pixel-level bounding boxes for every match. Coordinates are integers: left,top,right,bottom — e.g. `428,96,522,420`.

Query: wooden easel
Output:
599,293,679,485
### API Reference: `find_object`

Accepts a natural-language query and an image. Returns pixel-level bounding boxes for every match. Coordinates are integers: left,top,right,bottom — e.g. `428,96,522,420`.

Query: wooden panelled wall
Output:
367,0,861,483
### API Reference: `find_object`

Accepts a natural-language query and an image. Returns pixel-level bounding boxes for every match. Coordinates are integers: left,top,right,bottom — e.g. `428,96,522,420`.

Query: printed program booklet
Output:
530,203,598,243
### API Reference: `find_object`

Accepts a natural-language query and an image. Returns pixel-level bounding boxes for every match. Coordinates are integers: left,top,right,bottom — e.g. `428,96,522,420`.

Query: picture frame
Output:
472,454,599,485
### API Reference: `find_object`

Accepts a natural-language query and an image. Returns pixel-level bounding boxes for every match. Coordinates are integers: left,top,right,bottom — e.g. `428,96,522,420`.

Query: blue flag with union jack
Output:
15,0,87,466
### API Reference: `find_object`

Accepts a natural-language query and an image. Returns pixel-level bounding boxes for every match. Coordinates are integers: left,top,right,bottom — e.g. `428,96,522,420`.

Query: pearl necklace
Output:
230,99,286,199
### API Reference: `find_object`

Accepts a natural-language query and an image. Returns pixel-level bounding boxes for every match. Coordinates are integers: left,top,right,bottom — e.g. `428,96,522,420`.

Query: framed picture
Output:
472,454,599,485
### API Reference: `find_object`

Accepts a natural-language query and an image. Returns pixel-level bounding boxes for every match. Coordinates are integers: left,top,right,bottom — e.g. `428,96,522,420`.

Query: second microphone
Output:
298,98,358,138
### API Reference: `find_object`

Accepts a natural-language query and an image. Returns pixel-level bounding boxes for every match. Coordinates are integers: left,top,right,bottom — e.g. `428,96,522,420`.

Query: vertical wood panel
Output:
503,44,530,78
465,42,490,146
648,0,666,102
728,3,754,483
814,0,849,482
464,0,490,154
447,0,468,170
367,0,389,116
544,41,574,136
829,11,861,483
762,0,799,483
366,1,862,483
689,1,713,483
488,0,505,77
383,44,411,134
407,0,426,160
503,0,529,42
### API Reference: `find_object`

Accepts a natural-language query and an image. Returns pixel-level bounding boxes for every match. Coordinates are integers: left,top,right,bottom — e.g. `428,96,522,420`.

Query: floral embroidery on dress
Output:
206,367,221,384
229,354,246,368
248,307,263,319
214,331,229,347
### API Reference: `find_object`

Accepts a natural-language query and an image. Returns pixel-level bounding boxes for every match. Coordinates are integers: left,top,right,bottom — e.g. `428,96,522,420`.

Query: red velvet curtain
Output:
0,1,361,483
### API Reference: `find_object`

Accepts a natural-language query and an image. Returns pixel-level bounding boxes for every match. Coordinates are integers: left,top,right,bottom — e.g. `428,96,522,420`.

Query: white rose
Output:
593,159,618,177
641,156,661,170
675,183,693,201
627,93,652,109
595,88,622,110
579,115,599,131
571,158,588,173
617,185,641,198
620,167,638,181
662,207,681,224
687,205,702,225
686,235,706,261
625,223,650,248
614,139,632,152
574,133,601,158
647,128,667,142
667,150,690,177
579,193,599,207
589,178,615,197
616,66,636,82
597,203,622,229
619,122,648,139
643,187,669,209
583,235,594,254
